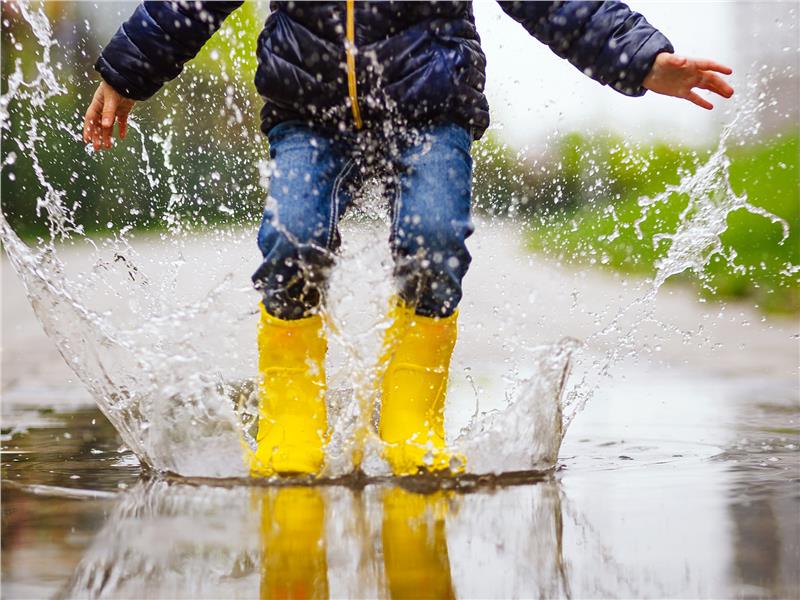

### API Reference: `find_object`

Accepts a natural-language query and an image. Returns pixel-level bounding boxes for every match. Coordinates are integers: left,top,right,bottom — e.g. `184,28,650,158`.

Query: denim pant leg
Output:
252,122,356,319
390,123,474,318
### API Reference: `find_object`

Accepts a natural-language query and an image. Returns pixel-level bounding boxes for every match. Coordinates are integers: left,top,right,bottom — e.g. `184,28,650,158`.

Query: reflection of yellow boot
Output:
260,487,329,599
250,304,327,477
382,487,454,599
378,300,464,476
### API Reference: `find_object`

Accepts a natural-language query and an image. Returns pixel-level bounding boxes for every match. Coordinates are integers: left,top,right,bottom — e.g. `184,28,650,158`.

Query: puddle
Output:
3,369,798,599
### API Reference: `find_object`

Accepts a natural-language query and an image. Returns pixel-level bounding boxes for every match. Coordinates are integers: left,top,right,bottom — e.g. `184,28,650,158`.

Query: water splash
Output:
2,1,794,480
1,1,573,479
636,109,789,292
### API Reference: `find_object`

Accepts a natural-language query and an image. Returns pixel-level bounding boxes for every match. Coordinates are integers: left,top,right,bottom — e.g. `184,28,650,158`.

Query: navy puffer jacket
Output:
95,1,673,140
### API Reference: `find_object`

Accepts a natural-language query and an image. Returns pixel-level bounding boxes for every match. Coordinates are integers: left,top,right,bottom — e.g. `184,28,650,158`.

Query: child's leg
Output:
389,123,474,317
250,122,355,476
378,122,473,476
252,122,357,319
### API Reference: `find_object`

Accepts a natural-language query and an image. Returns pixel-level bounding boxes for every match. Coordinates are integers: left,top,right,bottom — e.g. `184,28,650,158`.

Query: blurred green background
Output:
2,1,267,237
484,131,799,314
2,2,797,313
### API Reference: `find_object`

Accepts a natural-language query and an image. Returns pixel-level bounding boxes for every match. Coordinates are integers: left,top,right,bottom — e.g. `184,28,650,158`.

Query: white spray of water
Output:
557,82,793,426
638,107,789,291
1,1,793,479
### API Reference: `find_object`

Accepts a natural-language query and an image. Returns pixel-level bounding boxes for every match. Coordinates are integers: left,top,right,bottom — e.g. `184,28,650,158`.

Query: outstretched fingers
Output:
117,109,130,140
83,95,103,147
644,53,734,111
82,82,136,151
685,63,734,110
100,95,119,149
686,91,713,111
698,71,734,99
694,59,733,75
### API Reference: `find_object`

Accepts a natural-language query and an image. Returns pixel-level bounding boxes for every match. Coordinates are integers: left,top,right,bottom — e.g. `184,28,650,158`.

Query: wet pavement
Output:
2,365,798,599
3,224,799,598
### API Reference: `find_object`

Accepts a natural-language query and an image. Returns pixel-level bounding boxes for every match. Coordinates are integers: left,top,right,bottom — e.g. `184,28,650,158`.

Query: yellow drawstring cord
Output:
345,0,363,129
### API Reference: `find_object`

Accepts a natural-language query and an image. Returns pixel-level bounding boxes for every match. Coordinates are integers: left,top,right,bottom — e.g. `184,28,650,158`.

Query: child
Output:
83,1,733,477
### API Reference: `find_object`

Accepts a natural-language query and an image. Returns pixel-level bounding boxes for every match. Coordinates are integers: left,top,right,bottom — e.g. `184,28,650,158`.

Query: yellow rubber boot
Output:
250,304,328,477
259,487,329,599
382,487,455,599
378,300,464,475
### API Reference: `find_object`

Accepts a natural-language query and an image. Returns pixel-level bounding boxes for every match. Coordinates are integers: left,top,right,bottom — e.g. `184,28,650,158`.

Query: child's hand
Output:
643,53,733,110
83,81,137,151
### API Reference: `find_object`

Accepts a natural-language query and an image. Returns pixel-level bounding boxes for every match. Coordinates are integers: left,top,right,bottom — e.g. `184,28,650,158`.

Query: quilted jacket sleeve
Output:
94,1,243,101
497,1,673,96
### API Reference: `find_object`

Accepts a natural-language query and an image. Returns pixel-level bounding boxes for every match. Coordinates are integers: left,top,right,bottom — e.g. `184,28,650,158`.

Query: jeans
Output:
252,121,474,320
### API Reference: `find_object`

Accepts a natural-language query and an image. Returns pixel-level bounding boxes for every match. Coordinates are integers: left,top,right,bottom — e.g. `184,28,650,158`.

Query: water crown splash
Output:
1,1,793,480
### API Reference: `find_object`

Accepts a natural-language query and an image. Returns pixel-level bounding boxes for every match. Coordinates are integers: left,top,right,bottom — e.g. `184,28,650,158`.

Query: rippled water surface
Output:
3,366,798,599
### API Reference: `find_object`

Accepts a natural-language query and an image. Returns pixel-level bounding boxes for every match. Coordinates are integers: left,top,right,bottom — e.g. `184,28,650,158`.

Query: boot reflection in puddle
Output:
259,487,329,599
381,487,455,599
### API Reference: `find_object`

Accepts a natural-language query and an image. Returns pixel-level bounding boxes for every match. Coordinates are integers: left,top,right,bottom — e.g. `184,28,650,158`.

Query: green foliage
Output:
528,131,799,314
192,2,262,75
1,3,266,239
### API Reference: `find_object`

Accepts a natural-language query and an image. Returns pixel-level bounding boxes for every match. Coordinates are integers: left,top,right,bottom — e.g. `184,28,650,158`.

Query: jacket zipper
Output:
345,0,363,129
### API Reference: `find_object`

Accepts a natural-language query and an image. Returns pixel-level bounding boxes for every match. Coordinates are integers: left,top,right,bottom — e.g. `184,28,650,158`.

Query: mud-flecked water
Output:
3,366,798,599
